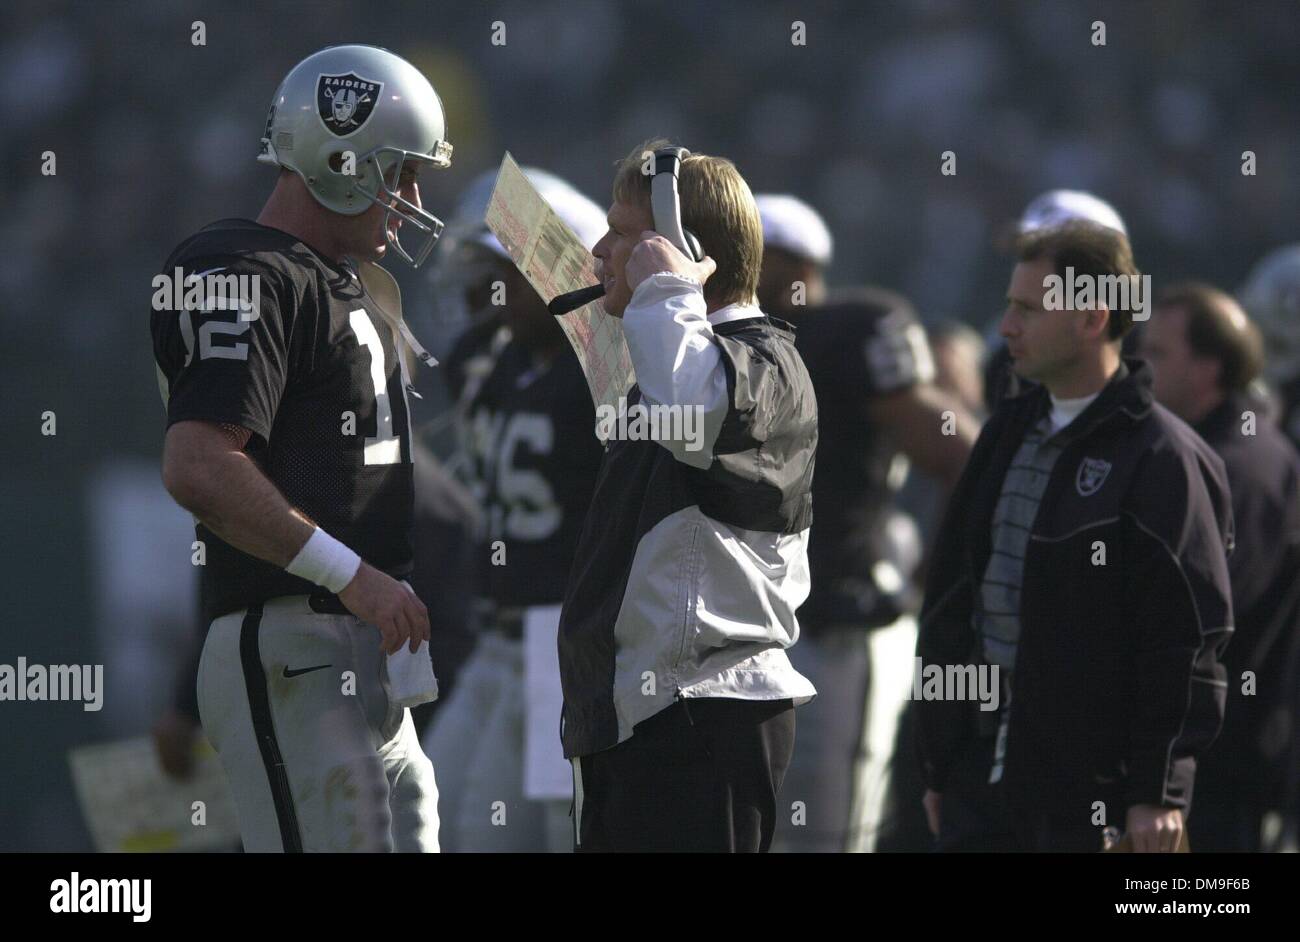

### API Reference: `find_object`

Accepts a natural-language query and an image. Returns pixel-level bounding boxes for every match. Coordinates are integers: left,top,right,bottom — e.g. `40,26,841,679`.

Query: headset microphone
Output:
548,283,606,317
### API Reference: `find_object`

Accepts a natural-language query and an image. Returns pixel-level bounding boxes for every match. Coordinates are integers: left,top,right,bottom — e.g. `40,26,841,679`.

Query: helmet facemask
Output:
351,143,453,268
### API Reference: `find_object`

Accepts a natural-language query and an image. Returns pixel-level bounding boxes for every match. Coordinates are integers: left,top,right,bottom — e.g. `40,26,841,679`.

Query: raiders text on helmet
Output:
258,44,454,267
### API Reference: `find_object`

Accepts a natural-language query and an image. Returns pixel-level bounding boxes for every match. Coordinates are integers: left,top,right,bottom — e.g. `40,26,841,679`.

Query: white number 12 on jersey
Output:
349,308,412,466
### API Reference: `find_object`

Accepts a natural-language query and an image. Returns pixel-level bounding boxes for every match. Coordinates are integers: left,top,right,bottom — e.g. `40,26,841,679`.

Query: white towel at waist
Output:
387,641,439,709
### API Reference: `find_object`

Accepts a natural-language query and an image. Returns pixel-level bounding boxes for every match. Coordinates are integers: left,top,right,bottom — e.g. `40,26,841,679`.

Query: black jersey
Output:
442,314,508,411
794,287,934,630
152,219,417,622
451,331,603,607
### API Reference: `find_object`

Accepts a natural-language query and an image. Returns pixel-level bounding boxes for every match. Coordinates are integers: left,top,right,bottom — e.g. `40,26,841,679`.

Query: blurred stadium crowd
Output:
2,0,1299,850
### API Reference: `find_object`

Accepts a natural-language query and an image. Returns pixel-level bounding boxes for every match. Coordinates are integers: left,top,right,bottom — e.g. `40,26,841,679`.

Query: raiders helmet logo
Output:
1075,456,1112,496
317,72,383,136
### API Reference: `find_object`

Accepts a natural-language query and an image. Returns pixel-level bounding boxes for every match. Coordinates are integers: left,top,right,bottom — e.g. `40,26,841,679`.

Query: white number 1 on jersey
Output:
349,308,411,466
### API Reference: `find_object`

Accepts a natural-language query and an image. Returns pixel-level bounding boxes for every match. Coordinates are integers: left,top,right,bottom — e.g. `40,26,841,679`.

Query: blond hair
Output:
612,139,763,309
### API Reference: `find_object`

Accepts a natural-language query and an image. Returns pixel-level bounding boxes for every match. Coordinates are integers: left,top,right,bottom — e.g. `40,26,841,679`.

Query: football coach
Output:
917,221,1234,852
557,140,818,852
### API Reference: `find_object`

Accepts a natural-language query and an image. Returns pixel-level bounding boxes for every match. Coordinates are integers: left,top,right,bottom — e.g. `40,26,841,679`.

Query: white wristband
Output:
286,527,362,594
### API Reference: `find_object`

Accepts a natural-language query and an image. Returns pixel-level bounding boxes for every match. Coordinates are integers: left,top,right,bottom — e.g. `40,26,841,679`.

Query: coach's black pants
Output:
574,697,795,853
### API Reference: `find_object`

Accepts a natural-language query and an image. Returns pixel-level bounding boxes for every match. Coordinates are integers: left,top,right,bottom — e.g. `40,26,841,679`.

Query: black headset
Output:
649,147,705,262
547,146,704,316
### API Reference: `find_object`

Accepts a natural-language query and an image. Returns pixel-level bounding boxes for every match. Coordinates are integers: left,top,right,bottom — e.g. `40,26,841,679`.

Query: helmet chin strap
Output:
348,258,440,389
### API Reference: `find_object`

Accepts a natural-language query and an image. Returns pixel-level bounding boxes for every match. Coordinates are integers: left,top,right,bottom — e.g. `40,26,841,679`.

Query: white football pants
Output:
197,595,440,852
421,631,571,852
771,615,917,853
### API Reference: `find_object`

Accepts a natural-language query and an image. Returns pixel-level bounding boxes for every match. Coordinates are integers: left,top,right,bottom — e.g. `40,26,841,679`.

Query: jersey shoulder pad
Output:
811,286,933,394
158,221,303,323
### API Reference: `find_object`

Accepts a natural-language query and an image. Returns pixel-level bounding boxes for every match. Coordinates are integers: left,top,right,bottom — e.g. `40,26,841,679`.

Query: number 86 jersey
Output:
151,218,416,623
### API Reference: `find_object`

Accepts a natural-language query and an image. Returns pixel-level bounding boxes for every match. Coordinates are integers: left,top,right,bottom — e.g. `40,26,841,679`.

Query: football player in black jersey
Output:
417,168,608,852
755,195,979,852
152,45,453,852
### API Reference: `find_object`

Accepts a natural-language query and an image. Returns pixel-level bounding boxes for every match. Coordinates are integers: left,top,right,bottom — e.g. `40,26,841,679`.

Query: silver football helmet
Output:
1239,244,1300,382
1018,189,1127,236
257,44,454,267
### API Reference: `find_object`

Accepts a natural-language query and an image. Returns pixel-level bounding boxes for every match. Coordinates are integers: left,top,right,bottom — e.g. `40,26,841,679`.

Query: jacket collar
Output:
708,301,765,326
710,302,798,339
1011,356,1154,442
1190,389,1232,441
1193,389,1259,443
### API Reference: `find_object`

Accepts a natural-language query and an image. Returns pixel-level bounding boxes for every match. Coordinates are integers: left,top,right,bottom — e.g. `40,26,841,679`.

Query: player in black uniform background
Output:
151,45,453,852
755,195,979,852
417,167,607,852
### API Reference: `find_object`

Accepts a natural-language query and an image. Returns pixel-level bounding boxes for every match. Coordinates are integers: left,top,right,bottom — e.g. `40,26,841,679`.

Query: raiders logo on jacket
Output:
151,219,416,623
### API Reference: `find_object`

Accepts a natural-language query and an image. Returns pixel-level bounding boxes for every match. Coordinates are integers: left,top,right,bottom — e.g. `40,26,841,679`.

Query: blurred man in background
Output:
756,194,978,852
152,635,204,781
930,321,989,424
1140,282,1300,852
918,222,1234,852
888,317,989,852
419,168,607,852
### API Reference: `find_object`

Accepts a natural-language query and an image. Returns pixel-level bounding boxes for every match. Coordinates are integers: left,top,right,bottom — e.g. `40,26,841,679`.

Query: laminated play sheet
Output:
485,152,634,420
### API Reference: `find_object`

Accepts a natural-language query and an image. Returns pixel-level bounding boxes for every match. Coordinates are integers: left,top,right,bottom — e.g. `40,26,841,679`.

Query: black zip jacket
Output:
917,358,1234,825
1193,392,1300,807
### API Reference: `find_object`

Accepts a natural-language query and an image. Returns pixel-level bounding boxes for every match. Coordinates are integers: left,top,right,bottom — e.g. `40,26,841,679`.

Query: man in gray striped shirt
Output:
917,221,1233,853
976,384,1102,784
